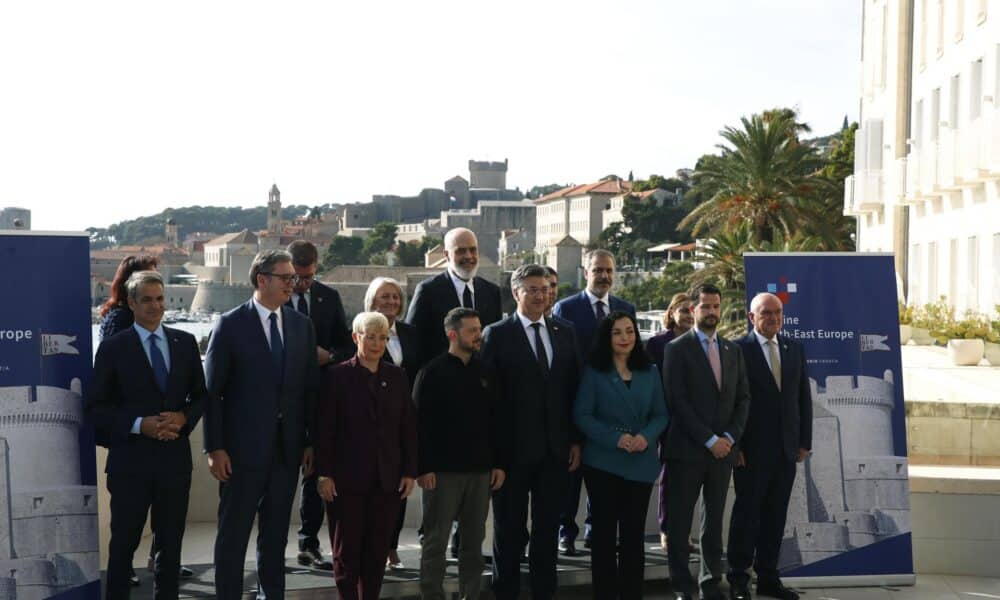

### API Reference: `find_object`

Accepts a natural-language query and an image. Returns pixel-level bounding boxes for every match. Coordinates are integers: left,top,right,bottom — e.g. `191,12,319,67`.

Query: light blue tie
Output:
148,334,168,394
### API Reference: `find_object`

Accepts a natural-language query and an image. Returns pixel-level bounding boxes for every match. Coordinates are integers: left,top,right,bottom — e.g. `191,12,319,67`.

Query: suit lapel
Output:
127,328,162,397
685,333,719,395
162,326,184,402
511,316,545,376
438,271,462,308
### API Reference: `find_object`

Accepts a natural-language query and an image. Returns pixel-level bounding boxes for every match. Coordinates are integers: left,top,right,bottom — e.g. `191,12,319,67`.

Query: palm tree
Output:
680,112,825,245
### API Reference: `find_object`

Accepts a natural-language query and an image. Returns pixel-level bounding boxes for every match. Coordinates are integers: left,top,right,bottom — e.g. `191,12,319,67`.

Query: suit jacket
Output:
384,320,421,385
736,333,812,464
553,291,636,359
480,314,580,466
203,300,319,469
660,329,750,464
573,365,668,483
86,326,206,474
314,357,418,494
404,270,503,367
305,281,354,363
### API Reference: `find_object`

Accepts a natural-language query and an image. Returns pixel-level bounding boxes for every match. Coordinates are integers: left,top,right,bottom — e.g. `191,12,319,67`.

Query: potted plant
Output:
898,301,914,345
910,298,950,346
932,312,989,366
985,305,1000,366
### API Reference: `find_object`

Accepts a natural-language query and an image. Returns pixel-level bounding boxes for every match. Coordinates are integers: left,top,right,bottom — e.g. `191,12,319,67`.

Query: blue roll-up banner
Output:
743,252,914,587
0,231,101,600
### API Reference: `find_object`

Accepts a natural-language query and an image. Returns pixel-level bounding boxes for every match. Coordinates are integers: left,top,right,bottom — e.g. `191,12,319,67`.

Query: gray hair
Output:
352,311,389,335
363,277,406,318
510,264,548,291
749,292,782,313
444,227,477,250
584,248,616,266
125,270,164,301
249,250,293,289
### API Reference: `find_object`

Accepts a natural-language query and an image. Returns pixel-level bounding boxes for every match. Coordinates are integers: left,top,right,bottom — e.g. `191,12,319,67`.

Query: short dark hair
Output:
511,264,548,291
444,307,480,333
544,265,558,278
286,240,318,267
249,250,293,289
689,282,723,306
587,311,650,372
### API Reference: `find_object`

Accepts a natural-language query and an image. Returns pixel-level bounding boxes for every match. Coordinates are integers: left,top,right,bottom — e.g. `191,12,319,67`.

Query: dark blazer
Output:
86,326,206,474
385,320,421,385
553,291,636,359
480,314,581,465
645,328,678,373
404,270,503,367
203,300,319,469
314,357,418,494
660,329,751,464
736,333,812,463
98,304,134,342
307,281,355,363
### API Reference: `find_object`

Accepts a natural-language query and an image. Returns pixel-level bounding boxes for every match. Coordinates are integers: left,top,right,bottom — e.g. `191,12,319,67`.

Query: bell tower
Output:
267,184,281,235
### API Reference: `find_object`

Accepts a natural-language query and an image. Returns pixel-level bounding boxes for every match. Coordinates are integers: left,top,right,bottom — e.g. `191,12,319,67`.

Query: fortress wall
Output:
189,282,253,314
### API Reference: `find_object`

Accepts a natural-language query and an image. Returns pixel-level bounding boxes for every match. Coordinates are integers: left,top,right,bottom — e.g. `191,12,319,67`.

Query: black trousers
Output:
297,471,326,551
491,455,568,600
106,469,191,600
583,466,652,600
727,452,797,587
214,457,299,600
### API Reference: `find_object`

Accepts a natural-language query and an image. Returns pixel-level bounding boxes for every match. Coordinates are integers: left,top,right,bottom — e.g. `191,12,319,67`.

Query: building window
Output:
919,0,928,68
977,0,988,23
928,240,938,301
950,238,959,307
914,99,924,145
931,88,941,140
954,0,965,41
949,73,961,128
935,0,945,57
968,236,979,311
911,243,922,305
994,234,1000,305
971,59,984,120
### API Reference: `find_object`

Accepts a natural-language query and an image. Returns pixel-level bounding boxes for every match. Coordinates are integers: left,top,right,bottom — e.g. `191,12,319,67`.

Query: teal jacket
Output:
573,365,669,483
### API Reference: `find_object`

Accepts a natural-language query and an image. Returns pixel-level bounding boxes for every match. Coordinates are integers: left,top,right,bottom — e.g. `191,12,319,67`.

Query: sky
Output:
0,1,862,232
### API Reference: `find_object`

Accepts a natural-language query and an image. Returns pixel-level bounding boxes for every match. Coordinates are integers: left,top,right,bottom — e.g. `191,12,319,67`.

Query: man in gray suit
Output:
661,283,750,600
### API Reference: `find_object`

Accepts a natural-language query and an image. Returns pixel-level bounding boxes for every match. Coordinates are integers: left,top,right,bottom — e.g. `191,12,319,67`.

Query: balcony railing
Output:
843,171,883,215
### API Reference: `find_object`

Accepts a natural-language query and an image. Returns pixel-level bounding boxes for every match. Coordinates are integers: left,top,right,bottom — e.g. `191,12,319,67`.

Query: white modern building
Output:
534,178,632,262
846,0,1000,312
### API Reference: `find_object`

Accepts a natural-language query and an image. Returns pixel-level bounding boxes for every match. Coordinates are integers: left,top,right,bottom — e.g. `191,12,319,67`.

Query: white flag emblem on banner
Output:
860,334,890,352
41,334,80,356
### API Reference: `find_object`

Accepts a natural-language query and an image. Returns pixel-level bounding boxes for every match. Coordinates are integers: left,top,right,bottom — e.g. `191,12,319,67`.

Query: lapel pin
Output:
381,381,387,388
317,297,323,303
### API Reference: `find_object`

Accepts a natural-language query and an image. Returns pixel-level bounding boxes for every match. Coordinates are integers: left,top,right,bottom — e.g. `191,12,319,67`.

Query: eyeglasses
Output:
296,274,316,284
519,286,549,296
262,272,299,284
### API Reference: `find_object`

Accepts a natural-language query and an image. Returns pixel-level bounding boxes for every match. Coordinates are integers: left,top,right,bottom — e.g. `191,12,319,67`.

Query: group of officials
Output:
87,225,812,600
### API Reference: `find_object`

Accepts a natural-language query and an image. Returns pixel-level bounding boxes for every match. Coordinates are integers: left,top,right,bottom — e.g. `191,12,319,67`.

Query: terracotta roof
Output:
535,179,633,203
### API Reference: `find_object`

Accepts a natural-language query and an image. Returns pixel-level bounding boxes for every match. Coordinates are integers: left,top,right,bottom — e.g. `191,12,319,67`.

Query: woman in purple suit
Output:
316,312,418,600
643,292,694,552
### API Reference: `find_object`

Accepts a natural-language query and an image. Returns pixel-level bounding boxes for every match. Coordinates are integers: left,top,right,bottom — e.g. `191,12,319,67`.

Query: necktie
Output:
296,294,309,316
148,334,168,394
531,322,549,375
269,313,284,372
462,284,474,309
767,339,782,390
595,300,607,322
707,337,722,390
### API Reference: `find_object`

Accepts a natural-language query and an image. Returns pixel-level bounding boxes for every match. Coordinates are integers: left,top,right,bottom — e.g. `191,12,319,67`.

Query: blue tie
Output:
148,334,168,394
269,313,284,372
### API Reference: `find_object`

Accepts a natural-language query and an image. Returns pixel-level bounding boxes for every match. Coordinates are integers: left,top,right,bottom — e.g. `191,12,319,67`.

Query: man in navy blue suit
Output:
727,293,812,600
204,250,320,600
87,270,206,600
552,249,635,555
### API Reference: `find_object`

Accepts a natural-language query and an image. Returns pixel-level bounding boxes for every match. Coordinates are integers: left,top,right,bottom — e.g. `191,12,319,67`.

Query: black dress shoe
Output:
179,566,194,578
729,583,752,600
558,538,578,556
297,548,333,571
700,587,725,600
128,567,140,587
582,537,592,549
756,580,798,600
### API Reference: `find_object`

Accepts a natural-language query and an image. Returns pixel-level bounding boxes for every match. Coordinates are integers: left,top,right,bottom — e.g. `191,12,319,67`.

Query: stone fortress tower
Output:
0,380,100,600
164,218,179,247
267,184,282,235
468,159,508,190
779,370,910,570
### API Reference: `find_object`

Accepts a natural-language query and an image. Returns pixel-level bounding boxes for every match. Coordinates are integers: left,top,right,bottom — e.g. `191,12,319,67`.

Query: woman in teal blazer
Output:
574,310,668,600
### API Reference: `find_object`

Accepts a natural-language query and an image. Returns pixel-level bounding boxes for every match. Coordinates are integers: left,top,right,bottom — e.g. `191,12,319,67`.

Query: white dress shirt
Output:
252,298,284,347
290,289,311,313
386,321,404,366
130,322,171,434
449,269,475,308
584,288,610,318
517,311,553,368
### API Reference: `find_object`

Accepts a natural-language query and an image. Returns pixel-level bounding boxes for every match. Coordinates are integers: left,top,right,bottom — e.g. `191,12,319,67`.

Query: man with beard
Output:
552,249,635,555
406,227,503,368
414,307,507,600
661,283,750,600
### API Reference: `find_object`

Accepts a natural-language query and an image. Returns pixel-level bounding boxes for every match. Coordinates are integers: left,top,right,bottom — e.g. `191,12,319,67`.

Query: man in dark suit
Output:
481,264,581,600
552,249,635,555
727,293,812,600
405,227,503,368
286,240,353,571
87,270,205,600
662,283,750,600
204,250,320,600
